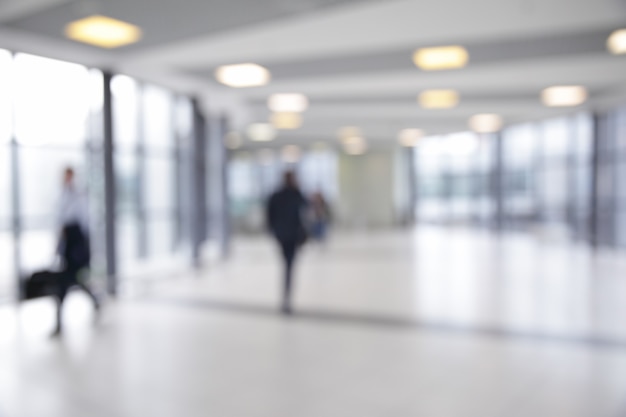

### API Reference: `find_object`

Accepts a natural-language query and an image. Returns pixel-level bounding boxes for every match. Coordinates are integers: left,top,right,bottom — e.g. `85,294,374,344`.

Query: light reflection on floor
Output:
1,227,626,417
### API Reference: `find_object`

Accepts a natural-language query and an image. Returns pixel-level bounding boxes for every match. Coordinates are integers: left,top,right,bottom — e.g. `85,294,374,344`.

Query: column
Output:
103,71,117,294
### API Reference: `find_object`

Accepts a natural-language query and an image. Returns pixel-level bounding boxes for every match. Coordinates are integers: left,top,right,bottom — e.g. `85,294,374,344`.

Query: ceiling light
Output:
246,123,276,142
271,112,302,130
282,145,301,163
419,90,459,109
337,126,361,139
215,63,270,88
343,137,367,155
413,46,469,71
469,114,503,133
541,86,587,107
268,94,308,112
607,29,626,55
398,129,424,147
224,131,242,149
65,15,142,49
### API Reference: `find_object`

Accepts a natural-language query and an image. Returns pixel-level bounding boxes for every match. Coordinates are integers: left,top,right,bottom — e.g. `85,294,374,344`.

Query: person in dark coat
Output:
53,167,100,336
267,171,308,314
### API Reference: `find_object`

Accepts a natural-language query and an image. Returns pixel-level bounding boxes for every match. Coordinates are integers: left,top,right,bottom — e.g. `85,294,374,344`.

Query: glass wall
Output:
416,133,482,224
416,136,448,223
13,54,101,275
414,112,596,241
0,50,200,302
502,123,537,226
0,49,13,298
113,76,193,280
446,132,480,222
142,85,176,258
596,106,626,247
112,74,141,274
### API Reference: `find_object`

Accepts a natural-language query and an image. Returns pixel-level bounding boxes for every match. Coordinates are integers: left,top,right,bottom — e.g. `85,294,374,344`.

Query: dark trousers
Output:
278,239,299,309
54,266,99,332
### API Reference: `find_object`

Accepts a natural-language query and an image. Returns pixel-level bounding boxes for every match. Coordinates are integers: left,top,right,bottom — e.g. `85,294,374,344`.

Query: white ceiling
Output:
0,0,625,147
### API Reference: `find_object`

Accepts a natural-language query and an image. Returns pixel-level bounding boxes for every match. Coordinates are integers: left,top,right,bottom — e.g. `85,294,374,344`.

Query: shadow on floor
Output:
144,296,626,350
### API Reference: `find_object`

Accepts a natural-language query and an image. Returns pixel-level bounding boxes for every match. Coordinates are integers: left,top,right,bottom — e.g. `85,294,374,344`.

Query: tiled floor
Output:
2,227,626,417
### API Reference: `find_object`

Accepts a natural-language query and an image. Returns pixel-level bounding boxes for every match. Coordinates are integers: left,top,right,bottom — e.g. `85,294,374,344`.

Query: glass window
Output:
503,123,537,221
113,75,141,273
0,49,12,294
143,85,173,151
142,85,175,256
539,117,571,224
503,123,536,168
0,49,12,224
298,149,339,201
13,54,93,273
19,148,85,222
416,136,448,222
14,54,91,147
542,117,570,158
112,75,139,153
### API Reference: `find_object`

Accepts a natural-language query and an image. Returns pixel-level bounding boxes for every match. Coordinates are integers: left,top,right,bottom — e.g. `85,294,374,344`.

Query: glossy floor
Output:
1,227,626,417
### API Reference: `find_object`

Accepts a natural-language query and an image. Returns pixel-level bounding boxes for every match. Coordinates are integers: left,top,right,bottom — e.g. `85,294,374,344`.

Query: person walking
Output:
53,167,99,336
309,191,332,244
267,171,308,314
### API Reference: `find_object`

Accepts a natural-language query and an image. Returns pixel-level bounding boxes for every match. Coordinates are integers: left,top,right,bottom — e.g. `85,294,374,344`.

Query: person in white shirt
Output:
53,167,99,336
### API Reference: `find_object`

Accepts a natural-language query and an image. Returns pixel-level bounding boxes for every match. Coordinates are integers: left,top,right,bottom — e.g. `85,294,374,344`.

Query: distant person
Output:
309,191,332,243
267,171,308,314
53,167,99,336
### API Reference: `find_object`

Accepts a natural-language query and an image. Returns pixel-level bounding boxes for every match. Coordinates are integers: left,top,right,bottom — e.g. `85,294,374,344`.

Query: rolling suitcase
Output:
20,270,62,300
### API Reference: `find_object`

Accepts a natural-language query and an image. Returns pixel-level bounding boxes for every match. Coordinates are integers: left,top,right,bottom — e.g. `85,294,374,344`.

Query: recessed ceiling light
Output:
607,29,626,55
271,112,302,130
343,136,367,155
469,114,503,133
398,129,424,147
413,46,469,71
282,145,301,163
215,63,270,88
541,86,587,107
224,131,242,149
268,94,308,112
419,90,460,109
337,126,361,139
246,123,276,142
65,15,142,48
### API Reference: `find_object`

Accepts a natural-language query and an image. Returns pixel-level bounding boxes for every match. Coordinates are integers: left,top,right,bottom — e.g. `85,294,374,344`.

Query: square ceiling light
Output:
541,86,587,107
337,126,361,140
215,63,270,88
246,123,276,142
342,136,367,155
419,90,460,109
469,114,503,133
271,112,302,130
398,128,424,147
268,94,309,112
413,46,469,71
65,15,142,48
607,29,626,54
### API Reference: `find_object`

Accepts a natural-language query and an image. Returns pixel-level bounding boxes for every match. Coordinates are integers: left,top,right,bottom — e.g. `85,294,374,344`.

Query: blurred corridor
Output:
2,0,626,415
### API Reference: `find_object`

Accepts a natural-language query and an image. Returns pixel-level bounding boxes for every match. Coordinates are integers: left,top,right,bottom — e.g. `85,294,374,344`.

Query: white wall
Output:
337,149,397,229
